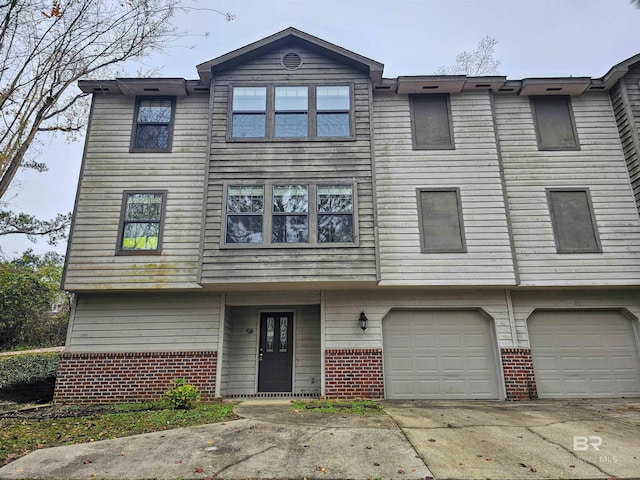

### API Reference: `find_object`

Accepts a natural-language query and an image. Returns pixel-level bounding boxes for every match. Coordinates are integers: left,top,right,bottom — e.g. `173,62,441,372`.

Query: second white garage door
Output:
383,310,500,399
528,310,640,398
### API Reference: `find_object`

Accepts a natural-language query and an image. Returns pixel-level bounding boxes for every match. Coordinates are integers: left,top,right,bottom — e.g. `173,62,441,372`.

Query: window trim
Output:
130,96,176,153
546,187,602,254
116,190,168,255
221,181,358,248
227,83,355,142
409,94,455,150
530,95,580,151
416,187,467,253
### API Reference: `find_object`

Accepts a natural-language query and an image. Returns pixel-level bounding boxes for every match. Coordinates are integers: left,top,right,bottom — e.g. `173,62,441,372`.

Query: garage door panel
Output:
415,334,435,348
529,310,640,398
383,310,499,399
388,334,411,349
415,356,438,372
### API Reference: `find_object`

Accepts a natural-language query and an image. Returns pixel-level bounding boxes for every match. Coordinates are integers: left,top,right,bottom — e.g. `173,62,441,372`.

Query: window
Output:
131,97,175,152
229,85,352,140
547,188,601,253
316,86,350,137
417,188,466,252
317,185,354,243
226,186,264,243
232,87,267,138
410,94,454,150
118,191,166,254
531,96,579,150
275,87,308,137
224,183,356,246
272,185,309,243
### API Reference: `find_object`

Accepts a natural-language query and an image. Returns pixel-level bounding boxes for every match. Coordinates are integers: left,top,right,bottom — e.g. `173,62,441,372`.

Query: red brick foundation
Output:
53,351,217,403
501,348,537,401
324,348,384,399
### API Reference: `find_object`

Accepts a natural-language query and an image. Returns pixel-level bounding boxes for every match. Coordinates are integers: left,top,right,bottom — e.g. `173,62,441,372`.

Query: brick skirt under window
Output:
53,351,217,403
324,348,384,399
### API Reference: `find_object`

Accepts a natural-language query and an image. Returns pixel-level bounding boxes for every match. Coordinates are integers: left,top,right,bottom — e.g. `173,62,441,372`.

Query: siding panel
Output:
64,94,209,290
68,293,221,352
495,92,640,286
201,45,377,285
373,91,516,286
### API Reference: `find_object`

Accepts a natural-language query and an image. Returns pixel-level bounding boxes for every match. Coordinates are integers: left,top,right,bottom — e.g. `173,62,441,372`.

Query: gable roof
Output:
600,52,640,88
196,27,384,84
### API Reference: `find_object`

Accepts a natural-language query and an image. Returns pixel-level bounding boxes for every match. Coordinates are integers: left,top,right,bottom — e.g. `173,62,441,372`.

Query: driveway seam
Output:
525,426,613,478
383,412,434,477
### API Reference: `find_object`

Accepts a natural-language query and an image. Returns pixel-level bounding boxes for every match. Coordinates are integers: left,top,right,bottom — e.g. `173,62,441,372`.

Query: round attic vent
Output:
281,52,302,70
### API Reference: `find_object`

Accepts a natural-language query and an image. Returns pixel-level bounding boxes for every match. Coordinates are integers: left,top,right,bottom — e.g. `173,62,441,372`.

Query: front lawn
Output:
0,402,237,466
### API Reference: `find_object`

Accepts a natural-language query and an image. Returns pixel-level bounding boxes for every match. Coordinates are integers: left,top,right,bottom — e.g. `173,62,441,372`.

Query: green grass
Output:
0,402,237,466
293,399,383,415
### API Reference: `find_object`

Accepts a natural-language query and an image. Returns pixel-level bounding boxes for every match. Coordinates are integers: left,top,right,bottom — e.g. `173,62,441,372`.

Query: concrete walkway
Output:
0,399,431,480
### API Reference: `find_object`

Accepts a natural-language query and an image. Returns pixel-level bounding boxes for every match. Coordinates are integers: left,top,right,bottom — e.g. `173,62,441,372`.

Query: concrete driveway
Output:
383,399,640,480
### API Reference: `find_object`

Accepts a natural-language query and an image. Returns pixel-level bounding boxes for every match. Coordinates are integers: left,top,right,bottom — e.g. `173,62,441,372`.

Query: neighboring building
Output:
54,28,640,403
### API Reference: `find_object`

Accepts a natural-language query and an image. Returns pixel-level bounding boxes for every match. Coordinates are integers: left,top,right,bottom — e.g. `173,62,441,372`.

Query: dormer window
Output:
229,85,353,141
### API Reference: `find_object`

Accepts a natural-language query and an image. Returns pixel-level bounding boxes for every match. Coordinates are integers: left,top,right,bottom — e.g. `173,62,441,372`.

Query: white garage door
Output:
528,310,640,398
383,310,500,399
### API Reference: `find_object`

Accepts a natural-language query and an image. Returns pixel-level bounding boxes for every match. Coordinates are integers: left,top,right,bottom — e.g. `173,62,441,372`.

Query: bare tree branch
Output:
434,36,501,76
0,0,234,201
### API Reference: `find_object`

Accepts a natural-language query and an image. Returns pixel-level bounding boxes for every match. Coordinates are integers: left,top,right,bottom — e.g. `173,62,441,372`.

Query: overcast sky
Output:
2,0,639,258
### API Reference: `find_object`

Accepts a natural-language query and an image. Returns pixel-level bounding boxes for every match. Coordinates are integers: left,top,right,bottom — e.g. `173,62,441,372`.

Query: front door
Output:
258,312,294,392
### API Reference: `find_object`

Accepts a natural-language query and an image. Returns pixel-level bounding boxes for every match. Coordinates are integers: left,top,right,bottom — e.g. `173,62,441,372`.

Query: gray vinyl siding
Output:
611,65,640,212
372,91,516,286
495,92,640,286
220,304,321,396
324,289,515,349
200,45,377,284
63,94,209,290
67,292,221,352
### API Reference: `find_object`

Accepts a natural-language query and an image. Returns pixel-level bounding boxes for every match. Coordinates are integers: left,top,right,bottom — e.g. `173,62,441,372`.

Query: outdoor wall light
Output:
359,311,368,332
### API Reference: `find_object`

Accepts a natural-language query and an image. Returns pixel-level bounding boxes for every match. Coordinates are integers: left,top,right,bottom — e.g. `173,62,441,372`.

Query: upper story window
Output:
131,97,175,152
531,96,579,150
547,188,601,253
117,191,167,254
275,87,308,137
224,183,356,247
226,185,264,243
272,185,309,242
229,85,353,140
316,86,350,137
231,87,267,138
409,94,454,150
417,188,466,253
317,185,354,243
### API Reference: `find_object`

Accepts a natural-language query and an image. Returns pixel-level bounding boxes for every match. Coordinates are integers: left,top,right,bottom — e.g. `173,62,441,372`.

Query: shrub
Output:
0,352,60,390
163,378,200,409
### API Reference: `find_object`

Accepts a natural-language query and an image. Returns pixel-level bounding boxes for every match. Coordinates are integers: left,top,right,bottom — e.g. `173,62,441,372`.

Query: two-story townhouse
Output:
54,28,640,403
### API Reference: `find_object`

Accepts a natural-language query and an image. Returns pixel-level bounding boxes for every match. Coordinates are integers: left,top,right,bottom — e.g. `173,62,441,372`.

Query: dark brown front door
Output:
258,312,294,392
